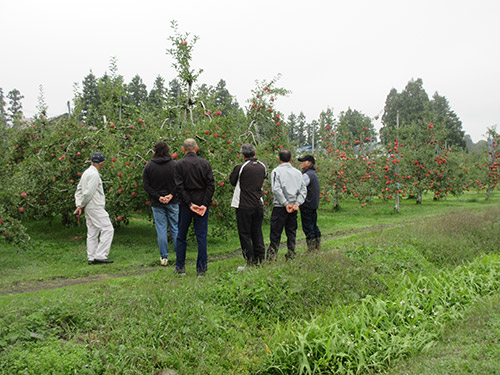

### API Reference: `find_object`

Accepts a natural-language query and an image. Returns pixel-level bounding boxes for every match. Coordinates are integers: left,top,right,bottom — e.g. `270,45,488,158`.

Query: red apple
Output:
172,153,178,159
19,207,25,213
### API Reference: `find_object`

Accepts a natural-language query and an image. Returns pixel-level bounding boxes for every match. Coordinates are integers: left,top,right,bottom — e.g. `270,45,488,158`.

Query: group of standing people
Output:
74,139,321,275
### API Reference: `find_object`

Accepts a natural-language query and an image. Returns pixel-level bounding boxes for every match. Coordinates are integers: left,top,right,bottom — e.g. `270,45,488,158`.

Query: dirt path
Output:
0,220,414,296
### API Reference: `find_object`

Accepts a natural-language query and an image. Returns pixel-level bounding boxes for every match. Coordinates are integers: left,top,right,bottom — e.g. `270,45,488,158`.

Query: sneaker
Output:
237,266,246,272
88,260,94,265
174,267,186,276
160,258,168,266
197,271,206,277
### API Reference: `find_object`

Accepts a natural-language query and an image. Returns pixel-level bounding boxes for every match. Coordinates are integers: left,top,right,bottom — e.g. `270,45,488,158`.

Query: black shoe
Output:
88,260,94,265
93,258,114,264
197,271,206,277
174,267,186,276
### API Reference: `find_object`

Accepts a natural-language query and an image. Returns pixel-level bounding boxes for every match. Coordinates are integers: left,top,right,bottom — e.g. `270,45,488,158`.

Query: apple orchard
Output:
0,23,499,251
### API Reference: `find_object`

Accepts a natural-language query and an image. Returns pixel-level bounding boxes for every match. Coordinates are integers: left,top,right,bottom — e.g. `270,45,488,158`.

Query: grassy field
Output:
1,193,499,374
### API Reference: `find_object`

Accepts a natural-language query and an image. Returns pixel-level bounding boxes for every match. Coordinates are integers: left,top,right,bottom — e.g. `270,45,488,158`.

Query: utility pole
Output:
67,101,71,119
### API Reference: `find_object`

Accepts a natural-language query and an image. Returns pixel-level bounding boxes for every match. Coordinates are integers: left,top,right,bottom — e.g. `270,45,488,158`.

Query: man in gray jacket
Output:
267,149,307,260
74,152,114,265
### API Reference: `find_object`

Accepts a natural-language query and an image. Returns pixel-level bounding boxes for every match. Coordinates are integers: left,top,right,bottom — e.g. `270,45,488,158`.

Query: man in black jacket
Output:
298,155,321,252
143,141,178,266
230,143,267,266
174,138,215,276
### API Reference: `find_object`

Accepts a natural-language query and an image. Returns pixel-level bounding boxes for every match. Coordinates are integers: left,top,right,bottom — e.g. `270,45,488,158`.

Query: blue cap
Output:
91,152,106,163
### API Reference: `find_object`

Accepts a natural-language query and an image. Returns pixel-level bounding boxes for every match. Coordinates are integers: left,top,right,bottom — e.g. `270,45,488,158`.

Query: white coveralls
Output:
75,165,114,261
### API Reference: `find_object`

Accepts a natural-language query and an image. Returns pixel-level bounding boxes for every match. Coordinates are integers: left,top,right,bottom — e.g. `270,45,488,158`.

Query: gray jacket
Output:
270,163,307,207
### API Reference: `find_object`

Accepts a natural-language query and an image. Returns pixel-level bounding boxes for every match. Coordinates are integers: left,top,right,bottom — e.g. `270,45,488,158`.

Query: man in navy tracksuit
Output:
298,155,321,252
230,143,267,266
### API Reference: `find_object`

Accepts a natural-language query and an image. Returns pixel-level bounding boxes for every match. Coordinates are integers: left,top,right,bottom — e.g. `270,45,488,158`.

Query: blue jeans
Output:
152,204,179,259
176,205,209,273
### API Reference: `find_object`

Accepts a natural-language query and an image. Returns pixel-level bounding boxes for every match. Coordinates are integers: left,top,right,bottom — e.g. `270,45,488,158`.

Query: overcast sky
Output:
1,0,499,142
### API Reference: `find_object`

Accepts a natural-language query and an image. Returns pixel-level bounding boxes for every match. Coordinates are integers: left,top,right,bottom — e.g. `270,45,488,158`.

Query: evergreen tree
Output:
430,92,465,148
126,74,148,107
337,108,375,142
148,75,166,109
286,112,298,144
168,79,182,106
213,79,240,115
380,78,430,145
317,107,336,150
79,70,100,125
297,112,307,145
7,88,24,127
0,88,6,127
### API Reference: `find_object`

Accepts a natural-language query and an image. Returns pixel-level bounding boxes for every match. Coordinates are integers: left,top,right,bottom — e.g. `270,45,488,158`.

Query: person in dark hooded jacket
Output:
143,141,178,266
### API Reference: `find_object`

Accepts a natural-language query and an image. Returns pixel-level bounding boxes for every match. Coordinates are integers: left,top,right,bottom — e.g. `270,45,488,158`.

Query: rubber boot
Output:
315,237,321,252
306,238,315,253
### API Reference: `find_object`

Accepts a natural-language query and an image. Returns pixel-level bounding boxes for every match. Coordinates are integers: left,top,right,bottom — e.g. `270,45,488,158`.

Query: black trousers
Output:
300,207,321,240
268,206,297,259
236,207,266,265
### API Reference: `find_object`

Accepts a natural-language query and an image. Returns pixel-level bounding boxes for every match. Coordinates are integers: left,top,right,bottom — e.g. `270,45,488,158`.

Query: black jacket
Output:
230,158,267,208
142,156,178,206
175,152,215,207
301,166,320,210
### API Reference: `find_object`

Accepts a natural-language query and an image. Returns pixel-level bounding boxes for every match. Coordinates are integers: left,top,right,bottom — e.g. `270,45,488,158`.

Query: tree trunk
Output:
333,184,340,211
416,191,423,204
61,211,71,226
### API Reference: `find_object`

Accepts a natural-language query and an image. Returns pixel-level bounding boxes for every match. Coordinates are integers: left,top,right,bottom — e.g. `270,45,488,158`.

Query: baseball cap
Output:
91,152,106,163
298,155,315,164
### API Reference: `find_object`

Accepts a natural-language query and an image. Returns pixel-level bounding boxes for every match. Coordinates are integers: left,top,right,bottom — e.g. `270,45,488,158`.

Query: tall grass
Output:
260,205,500,374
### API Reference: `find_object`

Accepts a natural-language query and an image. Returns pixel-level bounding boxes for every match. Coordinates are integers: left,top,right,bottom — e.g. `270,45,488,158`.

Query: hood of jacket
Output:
151,156,172,164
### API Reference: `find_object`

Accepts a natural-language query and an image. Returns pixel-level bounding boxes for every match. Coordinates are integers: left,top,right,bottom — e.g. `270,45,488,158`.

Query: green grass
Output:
0,193,499,374
389,293,500,375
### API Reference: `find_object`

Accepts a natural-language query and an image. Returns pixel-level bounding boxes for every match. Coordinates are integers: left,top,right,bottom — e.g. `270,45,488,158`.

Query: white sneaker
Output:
237,266,246,272
161,258,168,266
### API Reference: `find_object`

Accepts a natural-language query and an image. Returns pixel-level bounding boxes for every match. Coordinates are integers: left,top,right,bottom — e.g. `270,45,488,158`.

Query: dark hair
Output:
240,143,256,158
153,141,170,158
279,149,292,163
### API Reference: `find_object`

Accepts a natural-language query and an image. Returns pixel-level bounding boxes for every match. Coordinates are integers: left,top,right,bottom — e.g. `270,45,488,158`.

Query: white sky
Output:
1,0,499,142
